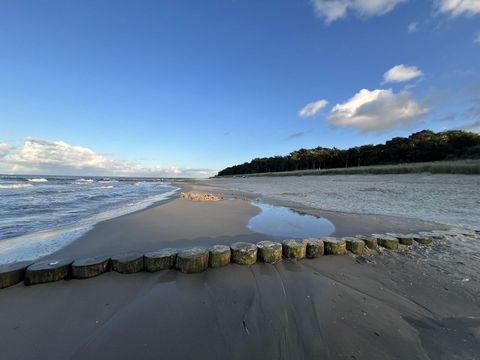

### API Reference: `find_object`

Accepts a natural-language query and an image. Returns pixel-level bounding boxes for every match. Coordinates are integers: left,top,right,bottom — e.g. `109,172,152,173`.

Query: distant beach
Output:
0,175,479,359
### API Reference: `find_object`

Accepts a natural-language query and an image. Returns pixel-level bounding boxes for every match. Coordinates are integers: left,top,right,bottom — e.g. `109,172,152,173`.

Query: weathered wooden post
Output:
230,242,257,265
111,253,144,274
355,235,377,249
282,239,307,260
209,245,231,268
0,261,32,289
323,237,347,255
144,248,178,272
344,237,365,255
24,259,73,286
176,248,209,273
257,241,282,263
414,232,433,245
388,233,414,245
71,256,110,279
373,234,399,250
305,238,324,258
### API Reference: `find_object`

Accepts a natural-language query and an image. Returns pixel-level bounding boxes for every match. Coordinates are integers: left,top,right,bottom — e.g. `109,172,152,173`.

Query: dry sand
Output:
0,181,479,360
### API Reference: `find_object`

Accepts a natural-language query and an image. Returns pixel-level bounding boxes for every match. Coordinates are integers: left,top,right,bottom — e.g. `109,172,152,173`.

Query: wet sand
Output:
0,182,479,359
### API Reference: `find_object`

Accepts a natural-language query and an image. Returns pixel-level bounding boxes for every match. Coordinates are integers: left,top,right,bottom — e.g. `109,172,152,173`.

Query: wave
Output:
91,186,114,190
0,187,179,265
75,178,94,183
26,178,48,182
0,183,33,189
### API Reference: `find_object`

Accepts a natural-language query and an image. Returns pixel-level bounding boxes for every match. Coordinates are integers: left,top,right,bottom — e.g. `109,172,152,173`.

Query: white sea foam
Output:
0,183,33,189
90,185,114,190
0,188,179,264
75,178,94,183
26,178,48,182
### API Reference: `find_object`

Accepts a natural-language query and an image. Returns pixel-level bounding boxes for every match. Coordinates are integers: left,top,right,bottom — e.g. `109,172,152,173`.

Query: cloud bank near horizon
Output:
0,138,213,178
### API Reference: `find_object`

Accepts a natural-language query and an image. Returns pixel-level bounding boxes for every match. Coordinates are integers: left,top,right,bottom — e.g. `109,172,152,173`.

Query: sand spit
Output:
181,192,223,201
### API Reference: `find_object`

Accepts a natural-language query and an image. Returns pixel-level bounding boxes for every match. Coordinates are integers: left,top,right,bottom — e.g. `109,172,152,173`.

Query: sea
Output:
0,175,179,264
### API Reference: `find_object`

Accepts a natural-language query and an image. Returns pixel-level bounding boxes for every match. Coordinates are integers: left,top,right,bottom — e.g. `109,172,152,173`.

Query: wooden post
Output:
176,248,209,273
387,233,414,245
111,253,144,274
282,239,307,260
344,237,365,255
305,238,324,258
373,234,399,250
355,235,377,249
24,259,73,286
257,241,282,263
144,248,178,272
323,237,347,255
0,261,32,289
72,256,110,279
209,245,231,268
230,242,257,265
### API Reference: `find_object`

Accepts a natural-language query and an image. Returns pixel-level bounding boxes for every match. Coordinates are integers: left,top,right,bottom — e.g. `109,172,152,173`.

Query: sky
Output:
0,0,479,177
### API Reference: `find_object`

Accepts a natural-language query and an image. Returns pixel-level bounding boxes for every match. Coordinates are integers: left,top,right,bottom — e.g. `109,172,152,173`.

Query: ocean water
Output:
0,175,179,264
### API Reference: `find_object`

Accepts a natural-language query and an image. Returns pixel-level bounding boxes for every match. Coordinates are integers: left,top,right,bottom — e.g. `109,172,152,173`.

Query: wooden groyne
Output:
0,228,479,289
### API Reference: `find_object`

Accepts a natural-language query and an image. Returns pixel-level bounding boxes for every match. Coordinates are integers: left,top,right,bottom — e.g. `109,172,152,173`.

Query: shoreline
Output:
0,177,479,359
44,180,446,261
0,185,181,265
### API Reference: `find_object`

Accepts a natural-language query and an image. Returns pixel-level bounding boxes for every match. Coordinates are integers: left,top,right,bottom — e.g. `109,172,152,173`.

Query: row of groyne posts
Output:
1,227,479,289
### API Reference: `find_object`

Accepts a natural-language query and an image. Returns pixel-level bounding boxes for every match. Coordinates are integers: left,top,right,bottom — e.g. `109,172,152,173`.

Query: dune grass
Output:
222,160,480,177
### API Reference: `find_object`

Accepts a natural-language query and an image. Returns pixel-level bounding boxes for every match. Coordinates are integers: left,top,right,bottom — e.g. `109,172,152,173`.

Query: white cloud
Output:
383,64,423,83
436,0,480,17
474,32,480,43
0,138,213,178
299,99,329,117
407,21,419,33
311,0,405,23
327,88,429,132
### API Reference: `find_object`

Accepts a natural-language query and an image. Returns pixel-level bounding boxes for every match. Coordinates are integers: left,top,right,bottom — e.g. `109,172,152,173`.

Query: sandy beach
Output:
1,176,479,360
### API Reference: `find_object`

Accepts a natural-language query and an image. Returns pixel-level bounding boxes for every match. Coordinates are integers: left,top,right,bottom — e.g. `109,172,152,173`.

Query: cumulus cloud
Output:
383,64,423,83
436,0,480,17
299,99,329,117
311,0,405,23
327,88,429,132
0,138,213,178
407,21,419,33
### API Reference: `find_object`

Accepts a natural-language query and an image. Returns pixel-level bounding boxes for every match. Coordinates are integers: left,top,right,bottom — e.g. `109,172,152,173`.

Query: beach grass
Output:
220,159,480,177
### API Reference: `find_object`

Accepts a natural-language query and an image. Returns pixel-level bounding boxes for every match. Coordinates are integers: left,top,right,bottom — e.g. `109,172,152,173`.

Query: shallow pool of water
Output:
248,201,335,239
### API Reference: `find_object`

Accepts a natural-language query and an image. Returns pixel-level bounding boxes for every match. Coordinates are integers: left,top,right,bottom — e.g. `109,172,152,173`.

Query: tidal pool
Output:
248,201,335,239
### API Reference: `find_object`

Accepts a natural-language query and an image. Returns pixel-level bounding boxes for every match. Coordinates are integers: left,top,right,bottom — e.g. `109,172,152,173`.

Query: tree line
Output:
217,130,480,176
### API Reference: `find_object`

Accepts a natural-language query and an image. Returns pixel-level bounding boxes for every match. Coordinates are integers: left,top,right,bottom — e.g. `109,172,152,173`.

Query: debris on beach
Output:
181,192,223,201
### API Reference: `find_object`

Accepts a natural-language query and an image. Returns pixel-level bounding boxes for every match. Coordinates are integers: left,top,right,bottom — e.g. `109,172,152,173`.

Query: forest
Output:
217,130,480,176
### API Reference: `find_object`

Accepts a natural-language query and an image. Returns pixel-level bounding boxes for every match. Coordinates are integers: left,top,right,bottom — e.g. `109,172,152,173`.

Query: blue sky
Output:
0,0,479,177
